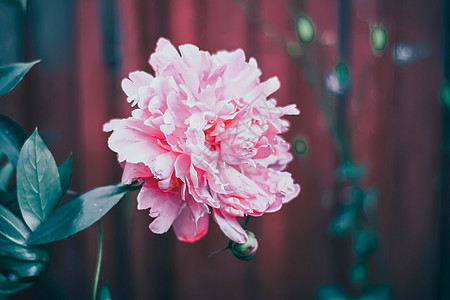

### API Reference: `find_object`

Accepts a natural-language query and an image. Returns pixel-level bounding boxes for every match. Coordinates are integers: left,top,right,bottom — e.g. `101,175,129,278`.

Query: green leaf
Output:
329,205,356,236
0,60,39,98
17,129,62,231
0,0,27,12
354,229,377,257
0,204,30,245
363,187,378,213
335,163,367,182
58,154,73,194
0,161,14,190
359,285,394,300
0,256,46,278
0,276,33,295
27,184,139,245
350,262,368,285
100,283,112,300
0,114,28,167
0,190,16,206
0,240,48,262
316,285,347,300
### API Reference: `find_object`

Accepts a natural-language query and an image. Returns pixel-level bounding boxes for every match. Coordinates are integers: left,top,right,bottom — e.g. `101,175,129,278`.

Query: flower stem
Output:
242,215,250,229
92,221,103,300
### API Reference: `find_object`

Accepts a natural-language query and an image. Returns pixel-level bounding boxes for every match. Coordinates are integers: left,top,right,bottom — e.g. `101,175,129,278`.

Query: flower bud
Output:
295,16,315,44
370,26,388,52
231,230,258,260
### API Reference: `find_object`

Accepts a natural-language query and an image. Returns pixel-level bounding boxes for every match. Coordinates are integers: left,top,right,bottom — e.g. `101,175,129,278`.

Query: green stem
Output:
242,215,250,229
92,221,103,300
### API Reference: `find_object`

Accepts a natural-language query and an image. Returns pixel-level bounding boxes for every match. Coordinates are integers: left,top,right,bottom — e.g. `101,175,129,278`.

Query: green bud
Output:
441,83,450,109
371,26,388,52
295,16,315,44
350,262,368,285
231,230,258,261
293,137,308,156
335,62,349,86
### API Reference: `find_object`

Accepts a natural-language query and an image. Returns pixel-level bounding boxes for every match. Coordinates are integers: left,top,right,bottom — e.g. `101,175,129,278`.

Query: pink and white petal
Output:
174,154,191,181
121,78,138,104
121,162,152,184
280,104,300,115
129,71,153,86
213,209,247,243
137,181,184,234
282,183,301,204
149,38,180,73
173,206,209,243
105,123,167,165
149,152,178,180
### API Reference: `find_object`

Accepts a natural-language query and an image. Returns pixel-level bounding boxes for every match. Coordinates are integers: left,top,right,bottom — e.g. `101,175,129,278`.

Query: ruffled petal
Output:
137,181,183,234
173,205,209,243
213,209,247,243
121,162,152,184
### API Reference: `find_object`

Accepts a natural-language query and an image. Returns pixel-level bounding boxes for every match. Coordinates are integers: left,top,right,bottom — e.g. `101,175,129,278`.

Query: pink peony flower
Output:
104,38,300,243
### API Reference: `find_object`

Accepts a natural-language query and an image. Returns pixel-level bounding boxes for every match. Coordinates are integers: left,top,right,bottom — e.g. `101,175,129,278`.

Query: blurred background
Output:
0,0,446,299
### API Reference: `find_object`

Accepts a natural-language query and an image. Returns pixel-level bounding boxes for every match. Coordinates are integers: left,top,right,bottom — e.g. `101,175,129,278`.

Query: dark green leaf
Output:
363,187,378,213
4,201,20,219
316,285,347,300
360,285,394,300
336,163,367,181
354,229,377,257
17,129,62,231
100,283,112,300
27,184,139,245
0,60,39,98
0,241,48,262
0,277,33,295
0,204,30,245
0,0,27,12
58,154,72,194
0,161,14,190
350,262,368,285
329,205,356,236
0,256,46,278
0,114,28,166
0,190,16,206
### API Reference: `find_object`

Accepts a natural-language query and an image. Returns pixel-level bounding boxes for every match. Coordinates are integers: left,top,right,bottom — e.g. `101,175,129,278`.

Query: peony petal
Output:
137,181,184,234
104,118,167,165
149,152,178,180
173,206,209,243
121,162,152,184
213,209,247,243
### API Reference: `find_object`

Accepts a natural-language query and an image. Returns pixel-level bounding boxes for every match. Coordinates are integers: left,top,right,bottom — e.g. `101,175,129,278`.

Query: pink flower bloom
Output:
104,38,300,243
